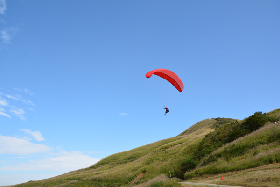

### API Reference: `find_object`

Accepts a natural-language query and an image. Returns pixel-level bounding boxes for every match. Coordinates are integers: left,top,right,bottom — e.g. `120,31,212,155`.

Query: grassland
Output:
11,109,280,187
182,163,280,187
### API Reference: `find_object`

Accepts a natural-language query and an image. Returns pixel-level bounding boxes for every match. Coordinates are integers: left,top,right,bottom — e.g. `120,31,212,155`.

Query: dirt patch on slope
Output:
130,171,147,185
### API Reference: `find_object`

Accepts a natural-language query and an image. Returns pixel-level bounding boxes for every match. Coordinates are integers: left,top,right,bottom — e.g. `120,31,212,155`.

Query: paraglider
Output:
146,69,184,92
146,69,184,115
164,107,169,115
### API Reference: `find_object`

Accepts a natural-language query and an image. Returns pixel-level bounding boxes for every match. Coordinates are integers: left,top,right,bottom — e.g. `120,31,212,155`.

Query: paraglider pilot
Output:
164,107,169,115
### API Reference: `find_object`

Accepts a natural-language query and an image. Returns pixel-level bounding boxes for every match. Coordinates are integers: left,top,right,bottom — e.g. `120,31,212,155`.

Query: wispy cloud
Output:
0,134,100,172
0,151,100,172
1,30,11,43
9,106,26,121
1,28,18,44
14,88,36,96
0,89,36,121
0,135,51,155
6,94,20,100
0,0,6,14
0,98,8,106
0,108,10,118
22,99,34,106
6,94,35,106
119,113,128,116
20,129,45,142
0,131,101,186
0,96,11,118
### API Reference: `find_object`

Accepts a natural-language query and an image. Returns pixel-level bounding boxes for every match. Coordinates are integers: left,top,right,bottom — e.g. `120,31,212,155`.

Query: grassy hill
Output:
13,109,280,187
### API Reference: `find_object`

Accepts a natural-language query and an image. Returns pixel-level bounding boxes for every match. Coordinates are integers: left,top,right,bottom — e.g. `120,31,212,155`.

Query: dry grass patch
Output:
132,174,169,187
130,171,147,185
178,119,217,136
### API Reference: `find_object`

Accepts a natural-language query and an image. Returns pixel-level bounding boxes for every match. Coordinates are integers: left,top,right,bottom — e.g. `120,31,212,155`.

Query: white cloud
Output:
22,99,35,106
9,106,26,121
119,113,128,116
0,0,6,14
20,129,45,142
0,135,51,155
0,98,8,106
23,88,35,95
1,30,10,43
10,107,24,115
0,92,35,120
1,27,17,44
0,108,10,118
14,88,35,96
6,94,20,100
6,94,35,106
8,156,26,158
0,151,100,172
0,132,101,186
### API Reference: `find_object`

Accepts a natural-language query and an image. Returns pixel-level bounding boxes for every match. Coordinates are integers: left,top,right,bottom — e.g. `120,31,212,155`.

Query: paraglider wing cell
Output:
146,69,184,92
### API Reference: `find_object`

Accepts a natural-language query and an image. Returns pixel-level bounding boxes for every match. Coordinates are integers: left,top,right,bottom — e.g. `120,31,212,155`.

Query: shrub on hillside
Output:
181,159,197,171
194,111,278,163
151,181,165,187
242,112,266,132
210,117,238,129
172,159,197,179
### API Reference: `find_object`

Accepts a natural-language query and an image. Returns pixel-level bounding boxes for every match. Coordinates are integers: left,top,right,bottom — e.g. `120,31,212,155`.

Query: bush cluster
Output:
193,111,279,163
210,117,238,129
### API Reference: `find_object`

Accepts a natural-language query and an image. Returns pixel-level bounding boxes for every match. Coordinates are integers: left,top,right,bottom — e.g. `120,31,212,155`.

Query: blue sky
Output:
0,0,280,185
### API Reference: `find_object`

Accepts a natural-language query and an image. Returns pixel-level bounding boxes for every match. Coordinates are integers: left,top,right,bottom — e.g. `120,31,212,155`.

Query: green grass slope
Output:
13,109,280,187
184,109,280,181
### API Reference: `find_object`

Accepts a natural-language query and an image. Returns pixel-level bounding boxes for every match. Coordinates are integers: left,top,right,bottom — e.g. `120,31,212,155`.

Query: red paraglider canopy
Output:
146,69,184,92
